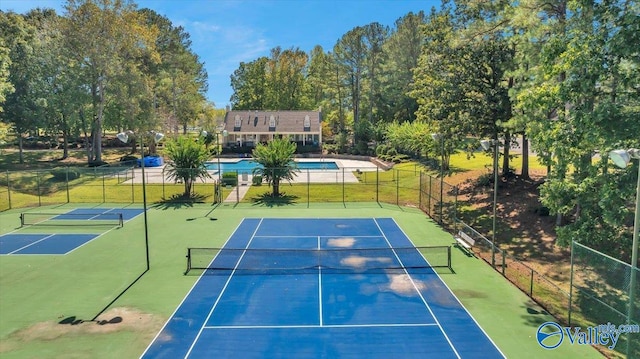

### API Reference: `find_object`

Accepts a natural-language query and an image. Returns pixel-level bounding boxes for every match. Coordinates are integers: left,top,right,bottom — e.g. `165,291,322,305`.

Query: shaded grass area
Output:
0,203,601,358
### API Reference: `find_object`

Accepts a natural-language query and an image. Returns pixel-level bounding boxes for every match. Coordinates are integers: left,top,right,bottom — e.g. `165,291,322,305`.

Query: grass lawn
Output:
0,148,610,358
0,203,602,358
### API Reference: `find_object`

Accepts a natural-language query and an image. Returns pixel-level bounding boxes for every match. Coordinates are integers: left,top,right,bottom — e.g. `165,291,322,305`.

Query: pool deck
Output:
123,158,380,185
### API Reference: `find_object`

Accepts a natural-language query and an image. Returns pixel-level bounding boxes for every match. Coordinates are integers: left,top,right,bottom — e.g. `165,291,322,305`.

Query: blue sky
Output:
1,0,440,108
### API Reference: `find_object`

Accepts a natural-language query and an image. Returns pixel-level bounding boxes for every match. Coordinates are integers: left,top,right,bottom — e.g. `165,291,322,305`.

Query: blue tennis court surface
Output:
0,208,144,255
0,233,99,255
51,207,143,221
142,218,505,358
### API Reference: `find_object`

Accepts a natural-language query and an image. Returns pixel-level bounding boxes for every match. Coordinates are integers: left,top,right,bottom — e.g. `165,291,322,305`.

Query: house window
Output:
303,115,310,129
234,115,241,128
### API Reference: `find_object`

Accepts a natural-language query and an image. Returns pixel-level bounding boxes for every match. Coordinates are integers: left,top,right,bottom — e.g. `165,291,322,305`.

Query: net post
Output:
20,213,24,227
185,248,192,274
447,245,452,271
119,213,124,227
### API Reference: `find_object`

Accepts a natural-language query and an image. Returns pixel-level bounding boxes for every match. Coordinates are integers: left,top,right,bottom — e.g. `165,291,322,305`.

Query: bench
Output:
454,230,475,252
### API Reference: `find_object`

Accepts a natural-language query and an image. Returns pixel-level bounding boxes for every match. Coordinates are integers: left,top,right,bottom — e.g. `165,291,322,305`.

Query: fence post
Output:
492,245,496,268
428,176,432,215
451,186,458,225
162,167,165,200
342,167,345,204
502,249,506,276
418,172,423,210
530,268,534,296
131,167,135,203
65,166,70,203
375,167,379,203
568,241,575,326
307,169,310,208
396,170,399,205
36,170,41,207
102,168,106,203
6,170,11,209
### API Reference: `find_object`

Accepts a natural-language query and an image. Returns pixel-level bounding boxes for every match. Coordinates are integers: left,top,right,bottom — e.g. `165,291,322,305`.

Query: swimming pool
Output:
205,159,339,173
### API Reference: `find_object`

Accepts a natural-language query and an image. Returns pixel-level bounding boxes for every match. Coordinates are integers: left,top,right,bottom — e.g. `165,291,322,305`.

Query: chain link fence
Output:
454,219,573,329
10,161,639,358
1,164,458,214
570,241,640,358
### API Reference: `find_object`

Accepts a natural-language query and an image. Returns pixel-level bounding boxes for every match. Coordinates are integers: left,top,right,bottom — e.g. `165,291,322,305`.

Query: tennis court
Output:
142,217,505,358
0,207,144,255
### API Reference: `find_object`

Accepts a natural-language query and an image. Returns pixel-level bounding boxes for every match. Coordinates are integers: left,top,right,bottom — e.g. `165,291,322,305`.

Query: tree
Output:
334,26,367,144
251,137,298,197
62,0,157,163
231,47,308,111
380,11,425,122
230,57,268,110
516,0,640,257
164,135,211,198
0,38,13,114
0,11,40,164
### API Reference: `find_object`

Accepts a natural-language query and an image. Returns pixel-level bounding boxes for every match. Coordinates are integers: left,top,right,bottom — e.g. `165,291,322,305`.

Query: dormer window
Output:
269,115,276,131
234,115,241,128
303,115,310,129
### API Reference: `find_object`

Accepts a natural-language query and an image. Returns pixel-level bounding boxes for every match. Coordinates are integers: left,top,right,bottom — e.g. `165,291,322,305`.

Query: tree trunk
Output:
502,132,510,177
273,178,280,197
521,133,530,180
18,136,24,164
62,128,69,160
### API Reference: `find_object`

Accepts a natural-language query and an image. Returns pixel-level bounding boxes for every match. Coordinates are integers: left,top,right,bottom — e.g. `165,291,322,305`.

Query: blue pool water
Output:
206,159,338,173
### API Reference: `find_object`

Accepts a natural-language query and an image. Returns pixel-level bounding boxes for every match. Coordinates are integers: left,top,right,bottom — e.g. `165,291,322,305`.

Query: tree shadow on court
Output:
153,193,210,210
250,193,299,207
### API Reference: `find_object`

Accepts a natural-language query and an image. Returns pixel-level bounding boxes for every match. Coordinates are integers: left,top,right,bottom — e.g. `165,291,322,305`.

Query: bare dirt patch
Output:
1,307,164,353
451,170,572,290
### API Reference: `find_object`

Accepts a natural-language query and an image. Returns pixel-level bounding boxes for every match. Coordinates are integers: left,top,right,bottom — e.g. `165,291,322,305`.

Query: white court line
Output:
252,235,384,238
6,234,55,255
388,218,507,358
317,235,323,327
138,218,250,359
184,218,264,359
87,208,115,221
373,218,462,359
203,323,440,330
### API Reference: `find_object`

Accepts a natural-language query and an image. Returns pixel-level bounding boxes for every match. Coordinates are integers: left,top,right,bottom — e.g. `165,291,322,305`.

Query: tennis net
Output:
186,246,451,274
20,211,124,227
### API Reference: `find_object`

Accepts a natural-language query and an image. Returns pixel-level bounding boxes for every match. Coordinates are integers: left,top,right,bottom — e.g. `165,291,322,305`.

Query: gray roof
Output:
223,110,321,134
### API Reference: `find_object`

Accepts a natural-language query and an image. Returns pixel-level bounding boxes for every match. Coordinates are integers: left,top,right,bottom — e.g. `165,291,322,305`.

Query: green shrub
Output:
88,160,109,167
222,171,238,186
392,154,410,163
120,154,138,162
375,144,389,156
252,175,263,186
50,168,81,181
